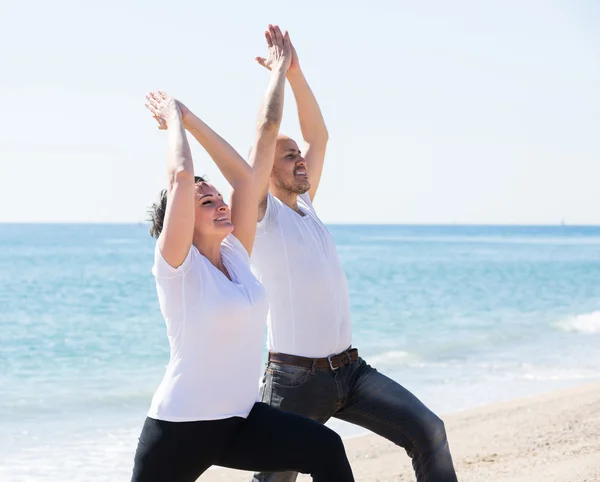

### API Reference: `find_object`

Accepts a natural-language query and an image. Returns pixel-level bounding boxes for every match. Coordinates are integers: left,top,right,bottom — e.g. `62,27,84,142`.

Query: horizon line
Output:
1,221,599,228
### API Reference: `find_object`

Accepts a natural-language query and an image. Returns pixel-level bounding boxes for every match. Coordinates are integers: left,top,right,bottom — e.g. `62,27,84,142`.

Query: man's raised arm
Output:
286,35,329,201
250,25,291,221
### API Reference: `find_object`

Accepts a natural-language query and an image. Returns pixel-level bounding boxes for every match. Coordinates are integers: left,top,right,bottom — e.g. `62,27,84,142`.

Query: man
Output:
249,25,458,482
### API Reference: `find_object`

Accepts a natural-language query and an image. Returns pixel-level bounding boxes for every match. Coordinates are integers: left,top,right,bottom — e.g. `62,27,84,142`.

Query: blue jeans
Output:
252,356,457,482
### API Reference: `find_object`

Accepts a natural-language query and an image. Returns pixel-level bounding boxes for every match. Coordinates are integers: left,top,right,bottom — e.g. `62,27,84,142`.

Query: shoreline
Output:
203,380,600,481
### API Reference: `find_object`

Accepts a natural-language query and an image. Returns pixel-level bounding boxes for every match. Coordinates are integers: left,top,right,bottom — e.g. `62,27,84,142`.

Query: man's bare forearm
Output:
257,66,287,132
250,24,292,213
288,69,328,146
251,66,288,201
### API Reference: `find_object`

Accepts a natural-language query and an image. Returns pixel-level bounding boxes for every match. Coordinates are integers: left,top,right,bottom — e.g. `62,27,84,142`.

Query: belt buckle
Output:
327,354,339,371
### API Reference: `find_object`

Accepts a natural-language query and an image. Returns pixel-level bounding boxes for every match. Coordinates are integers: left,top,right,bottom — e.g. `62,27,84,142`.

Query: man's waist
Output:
268,348,358,371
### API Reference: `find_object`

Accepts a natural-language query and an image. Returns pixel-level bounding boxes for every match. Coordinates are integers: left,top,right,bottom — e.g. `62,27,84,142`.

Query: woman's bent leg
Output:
217,403,354,482
131,416,242,482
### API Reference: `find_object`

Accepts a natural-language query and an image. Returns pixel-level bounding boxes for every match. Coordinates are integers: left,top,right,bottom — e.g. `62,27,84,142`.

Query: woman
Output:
132,68,354,482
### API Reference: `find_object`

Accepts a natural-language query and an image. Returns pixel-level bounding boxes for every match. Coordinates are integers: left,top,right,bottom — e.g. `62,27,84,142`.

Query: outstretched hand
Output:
145,91,178,130
145,91,191,130
255,24,293,73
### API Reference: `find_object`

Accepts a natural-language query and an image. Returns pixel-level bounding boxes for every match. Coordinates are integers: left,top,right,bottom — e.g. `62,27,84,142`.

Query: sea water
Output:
2,224,600,481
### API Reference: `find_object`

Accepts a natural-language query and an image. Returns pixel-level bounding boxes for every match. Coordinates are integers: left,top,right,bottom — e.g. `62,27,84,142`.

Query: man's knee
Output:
420,413,450,452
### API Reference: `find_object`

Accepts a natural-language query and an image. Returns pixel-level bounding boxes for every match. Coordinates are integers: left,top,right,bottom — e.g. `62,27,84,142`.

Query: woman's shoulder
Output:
221,234,250,264
153,243,202,279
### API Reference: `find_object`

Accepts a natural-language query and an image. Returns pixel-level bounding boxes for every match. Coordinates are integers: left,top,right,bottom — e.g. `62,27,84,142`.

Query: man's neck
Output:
272,188,303,215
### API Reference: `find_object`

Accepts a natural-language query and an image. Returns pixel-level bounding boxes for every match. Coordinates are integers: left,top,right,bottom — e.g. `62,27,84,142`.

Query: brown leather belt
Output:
268,348,359,371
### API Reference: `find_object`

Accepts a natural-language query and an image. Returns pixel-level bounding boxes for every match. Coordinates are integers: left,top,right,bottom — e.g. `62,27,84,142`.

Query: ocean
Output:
2,223,600,481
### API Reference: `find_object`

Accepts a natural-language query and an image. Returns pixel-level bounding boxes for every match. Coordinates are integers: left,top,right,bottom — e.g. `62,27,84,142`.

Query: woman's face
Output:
194,182,233,238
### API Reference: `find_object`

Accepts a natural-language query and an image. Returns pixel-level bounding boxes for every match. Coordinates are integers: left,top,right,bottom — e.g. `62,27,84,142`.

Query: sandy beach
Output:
203,381,600,482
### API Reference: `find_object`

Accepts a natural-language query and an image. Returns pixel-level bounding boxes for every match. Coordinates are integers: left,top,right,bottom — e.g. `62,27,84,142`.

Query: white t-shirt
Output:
251,193,352,358
148,234,268,422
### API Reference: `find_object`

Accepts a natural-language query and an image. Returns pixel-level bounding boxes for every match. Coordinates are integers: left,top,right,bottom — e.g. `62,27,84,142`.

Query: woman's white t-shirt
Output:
148,234,268,422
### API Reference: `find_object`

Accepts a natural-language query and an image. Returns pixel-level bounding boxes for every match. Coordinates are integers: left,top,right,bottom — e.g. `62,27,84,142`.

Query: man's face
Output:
271,137,310,195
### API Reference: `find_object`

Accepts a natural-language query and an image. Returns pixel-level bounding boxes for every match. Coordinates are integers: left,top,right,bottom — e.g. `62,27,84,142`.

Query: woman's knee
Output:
311,424,346,456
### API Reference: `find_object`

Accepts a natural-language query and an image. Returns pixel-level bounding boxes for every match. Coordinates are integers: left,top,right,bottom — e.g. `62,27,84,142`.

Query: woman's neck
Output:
193,234,229,278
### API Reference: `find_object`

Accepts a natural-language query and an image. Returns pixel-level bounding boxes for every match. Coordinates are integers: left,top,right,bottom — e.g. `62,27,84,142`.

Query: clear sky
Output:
1,0,598,224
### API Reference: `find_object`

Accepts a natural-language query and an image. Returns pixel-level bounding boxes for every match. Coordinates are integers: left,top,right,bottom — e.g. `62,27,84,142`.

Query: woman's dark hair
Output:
147,176,206,238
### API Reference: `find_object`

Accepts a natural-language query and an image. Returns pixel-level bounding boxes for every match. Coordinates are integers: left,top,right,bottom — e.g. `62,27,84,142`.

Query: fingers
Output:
145,92,160,110
275,25,283,45
145,91,171,129
146,91,171,110
145,100,158,117
145,105,159,118
255,57,269,70
266,24,290,52
148,91,166,103
153,115,167,130
265,30,273,48
150,91,162,104
145,92,168,121
268,24,280,48
273,25,283,46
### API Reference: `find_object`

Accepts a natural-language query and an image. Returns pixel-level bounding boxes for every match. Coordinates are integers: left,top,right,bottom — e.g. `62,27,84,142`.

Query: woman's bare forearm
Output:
183,110,252,187
288,69,328,146
166,111,195,187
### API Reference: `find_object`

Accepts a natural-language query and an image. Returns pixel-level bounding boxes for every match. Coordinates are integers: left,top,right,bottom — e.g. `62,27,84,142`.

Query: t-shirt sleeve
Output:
152,242,196,279
256,193,282,236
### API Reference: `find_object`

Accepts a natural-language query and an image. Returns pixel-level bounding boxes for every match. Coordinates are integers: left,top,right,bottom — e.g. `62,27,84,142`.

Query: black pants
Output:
131,402,354,482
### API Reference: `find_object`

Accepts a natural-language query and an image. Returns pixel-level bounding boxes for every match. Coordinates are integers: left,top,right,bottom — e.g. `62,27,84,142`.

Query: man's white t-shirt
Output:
251,193,352,358
148,234,268,422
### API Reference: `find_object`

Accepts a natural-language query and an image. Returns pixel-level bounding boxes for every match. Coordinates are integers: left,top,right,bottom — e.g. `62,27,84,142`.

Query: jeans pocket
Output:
267,363,311,389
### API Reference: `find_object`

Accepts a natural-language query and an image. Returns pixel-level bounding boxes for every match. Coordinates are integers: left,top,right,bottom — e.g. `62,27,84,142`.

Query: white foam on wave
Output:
556,311,600,334
365,350,415,367
104,238,137,245
0,426,138,482
364,350,454,371
520,369,595,381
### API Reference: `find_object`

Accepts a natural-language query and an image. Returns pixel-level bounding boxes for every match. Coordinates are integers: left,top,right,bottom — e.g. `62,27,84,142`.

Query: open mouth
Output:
294,169,307,177
214,217,229,222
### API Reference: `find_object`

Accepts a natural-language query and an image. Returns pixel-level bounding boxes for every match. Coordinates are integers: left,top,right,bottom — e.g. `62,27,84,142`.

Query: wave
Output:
556,311,600,334
519,369,596,381
103,238,138,245
365,350,413,367
363,350,448,369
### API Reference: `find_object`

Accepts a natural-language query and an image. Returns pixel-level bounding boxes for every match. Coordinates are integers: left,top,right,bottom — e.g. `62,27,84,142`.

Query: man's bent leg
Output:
334,359,457,482
252,362,339,482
